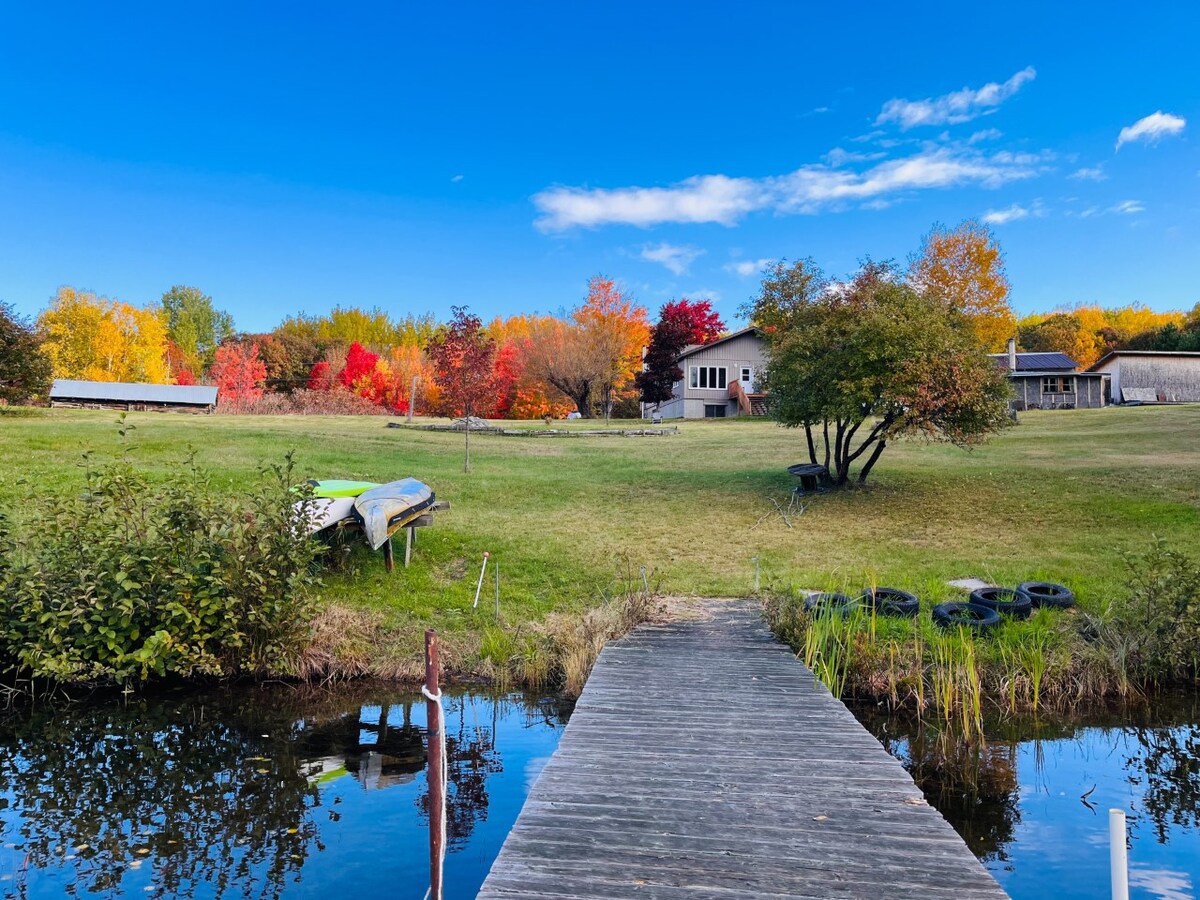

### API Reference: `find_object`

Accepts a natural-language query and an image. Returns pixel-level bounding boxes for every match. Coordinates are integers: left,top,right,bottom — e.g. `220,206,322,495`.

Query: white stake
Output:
472,551,490,609
1109,808,1128,900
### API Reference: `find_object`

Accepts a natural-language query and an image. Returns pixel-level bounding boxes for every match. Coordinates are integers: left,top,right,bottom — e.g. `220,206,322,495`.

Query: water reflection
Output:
0,685,570,899
853,694,1200,899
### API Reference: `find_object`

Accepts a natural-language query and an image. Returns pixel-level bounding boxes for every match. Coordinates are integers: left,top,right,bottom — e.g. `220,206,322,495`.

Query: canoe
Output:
353,478,436,550
298,480,379,534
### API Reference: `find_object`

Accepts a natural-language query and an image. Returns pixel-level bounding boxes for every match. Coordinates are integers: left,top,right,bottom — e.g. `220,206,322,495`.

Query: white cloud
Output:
639,242,704,275
533,147,1043,230
983,204,1030,224
968,128,1003,144
1116,111,1186,149
1079,206,1101,218
983,198,1047,224
450,174,464,183
1111,199,1146,214
686,288,721,302
725,258,774,277
824,147,887,166
1129,865,1193,900
1069,166,1106,181
876,67,1036,129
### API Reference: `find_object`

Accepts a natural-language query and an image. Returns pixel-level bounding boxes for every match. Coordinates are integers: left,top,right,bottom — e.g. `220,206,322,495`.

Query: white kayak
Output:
302,496,357,534
353,478,436,550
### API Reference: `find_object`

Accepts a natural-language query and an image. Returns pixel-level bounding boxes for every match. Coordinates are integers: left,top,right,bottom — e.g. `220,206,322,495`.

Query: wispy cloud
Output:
533,148,1043,231
968,128,1003,144
1069,166,1106,181
725,258,774,277
983,199,1046,225
875,67,1036,129
1111,199,1146,214
1116,111,1186,150
639,242,704,275
450,174,464,183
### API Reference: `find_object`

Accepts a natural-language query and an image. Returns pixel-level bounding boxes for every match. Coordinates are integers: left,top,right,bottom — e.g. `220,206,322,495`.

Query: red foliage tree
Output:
174,368,197,386
636,299,727,407
306,360,334,391
211,342,267,411
428,306,497,471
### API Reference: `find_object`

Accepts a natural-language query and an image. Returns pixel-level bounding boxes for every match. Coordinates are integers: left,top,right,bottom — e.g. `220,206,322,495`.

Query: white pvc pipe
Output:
472,551,489,609
1109,808,1128,900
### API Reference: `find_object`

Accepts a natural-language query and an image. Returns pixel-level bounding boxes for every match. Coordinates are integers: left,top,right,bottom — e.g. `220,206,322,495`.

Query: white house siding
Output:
1090,354,1200,403
660,331,767,419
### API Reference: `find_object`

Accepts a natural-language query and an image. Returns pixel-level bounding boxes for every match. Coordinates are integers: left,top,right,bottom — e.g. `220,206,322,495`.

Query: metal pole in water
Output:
472,551,490,608
1109,808,1128,900
424,630,445,900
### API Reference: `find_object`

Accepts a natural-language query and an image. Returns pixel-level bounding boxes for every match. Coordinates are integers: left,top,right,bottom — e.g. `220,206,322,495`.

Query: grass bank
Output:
1,406,1198,692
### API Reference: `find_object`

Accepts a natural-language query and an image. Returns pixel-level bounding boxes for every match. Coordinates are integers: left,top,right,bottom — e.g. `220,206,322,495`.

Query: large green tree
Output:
0,301,52,403
744,260,1011,486
161,285,235,377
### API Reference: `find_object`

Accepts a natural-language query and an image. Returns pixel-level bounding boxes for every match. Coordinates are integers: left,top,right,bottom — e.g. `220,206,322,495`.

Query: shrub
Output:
219,388,389,416
0,448,323,686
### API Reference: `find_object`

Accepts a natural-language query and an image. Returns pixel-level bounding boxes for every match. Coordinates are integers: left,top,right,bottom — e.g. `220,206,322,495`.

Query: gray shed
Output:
50,380,219,413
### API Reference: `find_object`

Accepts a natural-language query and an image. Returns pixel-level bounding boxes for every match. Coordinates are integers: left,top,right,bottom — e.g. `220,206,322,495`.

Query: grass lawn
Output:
2,405,1198,679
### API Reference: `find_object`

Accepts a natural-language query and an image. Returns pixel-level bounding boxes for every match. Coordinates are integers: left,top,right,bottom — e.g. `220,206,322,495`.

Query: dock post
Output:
425,630,445,900
1109,808,1128,900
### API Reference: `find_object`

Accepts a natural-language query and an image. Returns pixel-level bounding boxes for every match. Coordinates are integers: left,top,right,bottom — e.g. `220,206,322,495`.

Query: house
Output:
50,379,219,413
990,339,1106,410
1085,351,1200,404
652,327,767,419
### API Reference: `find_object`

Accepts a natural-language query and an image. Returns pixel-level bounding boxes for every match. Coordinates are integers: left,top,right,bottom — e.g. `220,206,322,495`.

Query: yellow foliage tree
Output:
38,287,169,383
910,220,1016,352
572,276,650,417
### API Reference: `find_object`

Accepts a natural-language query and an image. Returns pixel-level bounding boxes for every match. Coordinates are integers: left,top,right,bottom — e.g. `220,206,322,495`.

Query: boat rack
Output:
381,499,451,572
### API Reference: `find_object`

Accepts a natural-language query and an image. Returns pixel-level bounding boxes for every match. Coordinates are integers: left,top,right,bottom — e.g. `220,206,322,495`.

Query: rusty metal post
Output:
425,629,445,900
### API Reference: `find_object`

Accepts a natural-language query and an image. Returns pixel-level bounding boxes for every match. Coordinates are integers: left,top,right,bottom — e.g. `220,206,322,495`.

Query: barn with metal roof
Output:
50,380,219,413
989,340,1106,410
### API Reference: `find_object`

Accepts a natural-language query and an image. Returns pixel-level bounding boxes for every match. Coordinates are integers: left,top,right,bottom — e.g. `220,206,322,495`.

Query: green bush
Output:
0,448,322,685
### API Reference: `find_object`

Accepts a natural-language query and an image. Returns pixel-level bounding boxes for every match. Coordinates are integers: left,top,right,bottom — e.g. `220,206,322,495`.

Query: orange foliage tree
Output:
910,221,1016,352
571,276,649,418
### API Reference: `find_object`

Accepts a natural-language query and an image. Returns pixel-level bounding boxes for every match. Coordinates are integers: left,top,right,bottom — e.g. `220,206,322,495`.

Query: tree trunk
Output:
833,419,849,485
804,423,818,466
857,438,888,484
822,420,831,471
464,401,471,473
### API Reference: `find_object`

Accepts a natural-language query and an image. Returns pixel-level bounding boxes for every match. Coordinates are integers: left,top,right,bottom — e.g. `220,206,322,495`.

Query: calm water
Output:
0,684,571,899
854,695,1200,900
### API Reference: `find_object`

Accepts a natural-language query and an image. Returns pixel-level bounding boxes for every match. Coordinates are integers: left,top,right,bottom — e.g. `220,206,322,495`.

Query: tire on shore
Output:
969,587,1033,620
803,592,858,617
932,602,1001,631
1017,581,1076,609
862,587,920,618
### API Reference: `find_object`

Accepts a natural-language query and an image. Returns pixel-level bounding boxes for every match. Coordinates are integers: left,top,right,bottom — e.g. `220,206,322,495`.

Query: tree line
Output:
1,219,1196,415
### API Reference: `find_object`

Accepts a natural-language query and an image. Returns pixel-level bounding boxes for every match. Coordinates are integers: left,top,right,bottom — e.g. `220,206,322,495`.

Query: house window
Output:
1042,376,1074,394
704,404,727,418
740,367,752,383
689,366,727,390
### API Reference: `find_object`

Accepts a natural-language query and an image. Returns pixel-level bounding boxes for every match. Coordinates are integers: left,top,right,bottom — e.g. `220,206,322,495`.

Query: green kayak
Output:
306,479,379,498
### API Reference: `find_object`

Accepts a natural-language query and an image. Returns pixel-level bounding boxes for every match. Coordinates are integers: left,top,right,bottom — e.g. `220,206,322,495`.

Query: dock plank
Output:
478,601,1006,899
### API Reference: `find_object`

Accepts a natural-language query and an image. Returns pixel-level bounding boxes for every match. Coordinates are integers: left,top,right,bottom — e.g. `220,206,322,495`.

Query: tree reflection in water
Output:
0,685,570,900
851,693,1200,866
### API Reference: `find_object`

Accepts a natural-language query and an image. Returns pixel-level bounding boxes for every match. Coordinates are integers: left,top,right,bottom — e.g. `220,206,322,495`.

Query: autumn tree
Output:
745,260,1010,486
160,286,234,377
910,220,1016,351
0,302,52,403
574,277,649,420
211,342,267,412
278,307,436,349
1018,313,1087,358
636,299,726,407
428,306,497,472
486,315,575,419
522,318,604,418
38,287,169,383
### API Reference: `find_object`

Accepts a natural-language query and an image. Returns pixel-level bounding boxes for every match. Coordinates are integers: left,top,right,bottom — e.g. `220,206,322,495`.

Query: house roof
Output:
50,379,219,405
678,326,762,361
988,351,1079,372
1086,350,1200,372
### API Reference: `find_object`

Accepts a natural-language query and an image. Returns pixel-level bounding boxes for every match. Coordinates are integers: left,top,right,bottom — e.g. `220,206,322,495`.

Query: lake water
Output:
0,684,571,899
4,684,1199,899
853,695,1200,900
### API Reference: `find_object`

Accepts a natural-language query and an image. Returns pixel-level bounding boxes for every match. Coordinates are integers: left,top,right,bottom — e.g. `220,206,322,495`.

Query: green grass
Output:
3,406,1199,678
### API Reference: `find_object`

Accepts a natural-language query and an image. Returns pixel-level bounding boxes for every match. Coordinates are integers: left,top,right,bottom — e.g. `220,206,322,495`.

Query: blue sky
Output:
1,2,1196,331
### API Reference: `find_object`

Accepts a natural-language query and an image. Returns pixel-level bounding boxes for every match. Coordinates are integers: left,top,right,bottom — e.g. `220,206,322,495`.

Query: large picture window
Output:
689,366,727,390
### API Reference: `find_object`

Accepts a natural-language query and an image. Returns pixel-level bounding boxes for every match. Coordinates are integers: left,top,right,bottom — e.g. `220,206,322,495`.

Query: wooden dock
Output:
478,601,1007,899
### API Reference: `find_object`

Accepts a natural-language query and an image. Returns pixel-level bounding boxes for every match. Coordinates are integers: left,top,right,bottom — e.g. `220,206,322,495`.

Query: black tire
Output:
1017,581,1076,609
932,602,1001,631
803,592,858,617
862,587,920,618
969,587,1032,620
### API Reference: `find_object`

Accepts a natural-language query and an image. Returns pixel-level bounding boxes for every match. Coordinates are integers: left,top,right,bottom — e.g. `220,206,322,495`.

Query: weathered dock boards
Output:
478,602,1007,899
